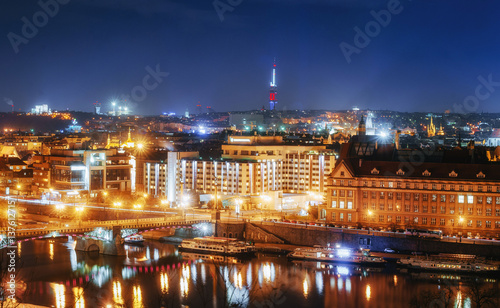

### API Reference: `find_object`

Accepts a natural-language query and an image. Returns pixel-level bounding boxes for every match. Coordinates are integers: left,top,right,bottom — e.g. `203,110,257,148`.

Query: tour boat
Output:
124,234,144,244
288,246,386,265
398,254,499,273
179,237,255,256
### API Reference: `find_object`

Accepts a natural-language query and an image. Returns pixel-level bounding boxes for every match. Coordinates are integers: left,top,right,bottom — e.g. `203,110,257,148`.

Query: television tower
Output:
269,58,278,110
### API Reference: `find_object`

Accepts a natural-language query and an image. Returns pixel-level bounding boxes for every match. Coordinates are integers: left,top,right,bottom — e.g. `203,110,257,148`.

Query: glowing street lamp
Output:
458,216,465,242
235,198,242,221
367,210,374,232
160,199,169,218
181,195,190,221
133,204,142,225
113,202,122,220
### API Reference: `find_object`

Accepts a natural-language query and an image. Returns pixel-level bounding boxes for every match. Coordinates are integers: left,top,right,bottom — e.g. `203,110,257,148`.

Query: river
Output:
3,238,499,308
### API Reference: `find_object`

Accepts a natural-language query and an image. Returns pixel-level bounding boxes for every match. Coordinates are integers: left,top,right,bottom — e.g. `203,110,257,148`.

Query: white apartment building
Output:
142,136,336,204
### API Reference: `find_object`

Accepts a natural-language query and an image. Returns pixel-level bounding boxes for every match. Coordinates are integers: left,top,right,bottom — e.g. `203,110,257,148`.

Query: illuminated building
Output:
122,128,135,148
428,116,436,137
142,136,336,205
143,151,199,204
321,139,500,238
30,104,51,115
49,149,133,193
486,129,500,147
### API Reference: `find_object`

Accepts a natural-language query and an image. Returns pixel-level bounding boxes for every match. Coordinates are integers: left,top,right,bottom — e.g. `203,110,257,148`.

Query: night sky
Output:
1,0,500,115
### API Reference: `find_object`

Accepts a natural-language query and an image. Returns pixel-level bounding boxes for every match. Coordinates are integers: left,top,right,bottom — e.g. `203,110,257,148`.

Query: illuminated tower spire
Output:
269,58,278,110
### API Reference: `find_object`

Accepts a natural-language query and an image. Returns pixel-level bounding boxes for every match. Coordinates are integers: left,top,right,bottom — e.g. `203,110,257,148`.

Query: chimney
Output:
359,159,363,167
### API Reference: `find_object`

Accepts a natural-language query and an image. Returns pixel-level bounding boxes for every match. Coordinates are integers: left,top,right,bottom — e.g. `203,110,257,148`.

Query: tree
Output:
464,281,499,308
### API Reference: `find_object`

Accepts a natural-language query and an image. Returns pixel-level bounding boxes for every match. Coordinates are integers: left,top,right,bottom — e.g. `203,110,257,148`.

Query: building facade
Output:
49,149,133,193
142,136,336,205
322,143,500,239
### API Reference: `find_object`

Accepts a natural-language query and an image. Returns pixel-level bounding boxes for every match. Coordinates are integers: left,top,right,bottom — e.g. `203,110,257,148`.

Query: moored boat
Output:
124,234,144,244
398,254,499,273
288,245,386,265
179,237,255,256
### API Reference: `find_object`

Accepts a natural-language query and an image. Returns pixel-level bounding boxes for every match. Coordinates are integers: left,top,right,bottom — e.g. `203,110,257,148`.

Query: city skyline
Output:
2,1,500,115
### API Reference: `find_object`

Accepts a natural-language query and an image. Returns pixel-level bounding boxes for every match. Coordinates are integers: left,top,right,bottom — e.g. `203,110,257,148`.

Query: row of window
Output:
332,212,500,229
332,189,500,204
332,201,500,216
335,178,500,192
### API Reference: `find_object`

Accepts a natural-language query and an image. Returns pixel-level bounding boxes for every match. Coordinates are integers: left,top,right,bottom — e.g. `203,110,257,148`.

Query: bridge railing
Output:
13,218,212,238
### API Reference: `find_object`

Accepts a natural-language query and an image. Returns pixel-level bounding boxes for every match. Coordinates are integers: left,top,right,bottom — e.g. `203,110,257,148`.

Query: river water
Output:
4,238,499,308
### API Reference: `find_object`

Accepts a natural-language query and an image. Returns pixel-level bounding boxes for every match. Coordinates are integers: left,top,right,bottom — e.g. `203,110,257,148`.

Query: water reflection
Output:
49,242,54,261
303,275,309,298
160,273,169,294
12,239,500,308
366,284,371,301
113,281,124,306
51,283,65,308
73,287,84,308
132,285,143,308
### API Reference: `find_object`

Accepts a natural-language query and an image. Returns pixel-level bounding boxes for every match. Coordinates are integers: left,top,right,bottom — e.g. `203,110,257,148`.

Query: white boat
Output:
288,246,386,265
398,254,499,273
179,237,255,256
124,234,144,244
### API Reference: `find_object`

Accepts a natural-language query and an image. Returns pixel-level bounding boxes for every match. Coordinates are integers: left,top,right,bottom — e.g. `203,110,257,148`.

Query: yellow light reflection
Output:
456,290,463,307
180,277,189,297
73,287,84,308
182,264,190,280
113,281,124,305
49,242,54,261
133,285,143,308
393,275,398,286
263,263,271,282
51,283,65,308
17,242,21,257
303,277,309,298
366,284,371,301
160,273,169,294
233,272,243,289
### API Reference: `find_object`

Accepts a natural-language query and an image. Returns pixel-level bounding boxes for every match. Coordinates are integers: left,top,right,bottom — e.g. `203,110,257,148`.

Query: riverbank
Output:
217,221,500,259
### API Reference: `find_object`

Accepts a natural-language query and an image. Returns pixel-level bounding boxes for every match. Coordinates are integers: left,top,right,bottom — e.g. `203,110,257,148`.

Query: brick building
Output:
321,137,500,239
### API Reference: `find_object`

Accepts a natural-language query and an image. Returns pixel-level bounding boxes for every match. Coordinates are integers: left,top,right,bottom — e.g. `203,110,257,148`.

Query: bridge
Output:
1,217,212,255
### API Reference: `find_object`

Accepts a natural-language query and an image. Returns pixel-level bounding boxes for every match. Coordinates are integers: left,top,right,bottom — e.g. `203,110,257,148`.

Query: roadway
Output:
5,195,499,247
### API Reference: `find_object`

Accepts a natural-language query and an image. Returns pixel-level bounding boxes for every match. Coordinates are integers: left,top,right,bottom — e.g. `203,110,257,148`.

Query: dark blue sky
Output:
1,0,500,115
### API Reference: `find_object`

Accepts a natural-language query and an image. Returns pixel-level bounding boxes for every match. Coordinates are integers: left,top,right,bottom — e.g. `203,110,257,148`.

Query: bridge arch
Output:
86,243,100,252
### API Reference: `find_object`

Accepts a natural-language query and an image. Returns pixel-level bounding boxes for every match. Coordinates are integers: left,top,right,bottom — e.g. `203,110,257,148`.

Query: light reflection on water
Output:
9,239,500,308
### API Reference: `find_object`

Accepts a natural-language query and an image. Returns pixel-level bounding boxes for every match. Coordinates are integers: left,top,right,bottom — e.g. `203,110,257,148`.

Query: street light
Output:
235,198,242,221
133,204,142,225
458,216,465,242
305,204,310,227
160,199,169,219
368,210,374,233
75,206,84,226
181,195,190,222
56,204,65,226
16,184,22,205
113,201,122,220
